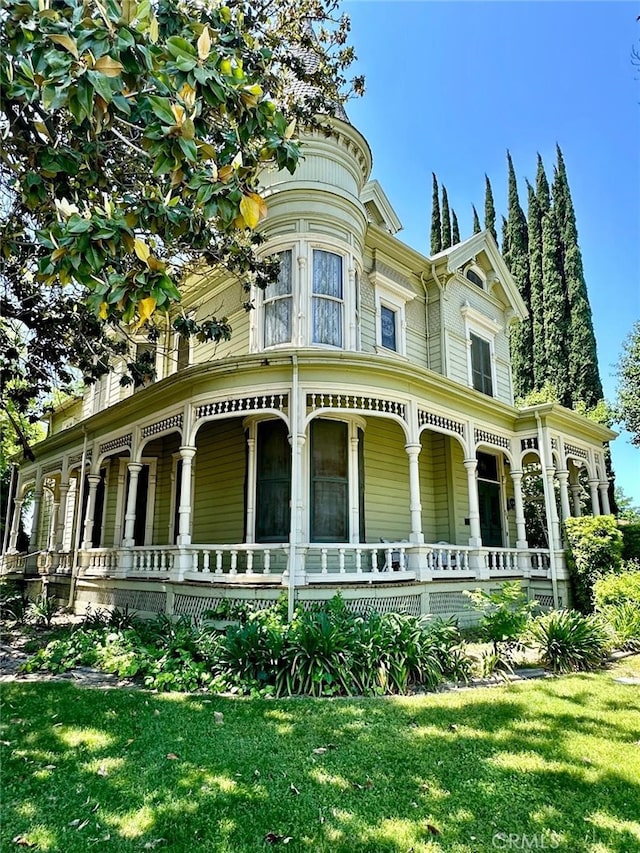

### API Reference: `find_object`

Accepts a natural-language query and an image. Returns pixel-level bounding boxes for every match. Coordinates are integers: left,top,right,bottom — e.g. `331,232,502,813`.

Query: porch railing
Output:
183,544,289,581
0,552,27,575
72,541,554,584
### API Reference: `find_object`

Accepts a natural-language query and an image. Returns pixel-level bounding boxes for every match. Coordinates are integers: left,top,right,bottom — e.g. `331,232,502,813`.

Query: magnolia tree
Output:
0,0,362,423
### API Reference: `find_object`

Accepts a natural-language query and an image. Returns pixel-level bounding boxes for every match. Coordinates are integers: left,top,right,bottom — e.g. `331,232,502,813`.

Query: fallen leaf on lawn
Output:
312,747,327,755
290,783,300,795
254,769,261,777
68,820,82,827
143,839,166,850
214,712,224,724
12,836,36,848
425,824,441,836
448,724,458,732
91,802,100,813
264,834,292,845
44,764,56,770
97,764,108,776
77,819,90,831
153,709,160,716
166,753,179,760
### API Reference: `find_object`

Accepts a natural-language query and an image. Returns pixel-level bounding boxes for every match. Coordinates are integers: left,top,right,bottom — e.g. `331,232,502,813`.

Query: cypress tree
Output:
552,145,603,408
501,215,509,259
536,152,551,215
484,175,497,243
505,152,534,398
527,176,546,390
431,173,442,254
541,206,571,406
452,209,460,245
472,205,481,234
441,185,452,249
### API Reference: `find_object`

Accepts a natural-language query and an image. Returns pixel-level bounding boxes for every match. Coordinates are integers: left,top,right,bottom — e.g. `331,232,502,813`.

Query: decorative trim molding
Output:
521,437,539,452
565,443,589,460
308,393,406,421
196,394,288,421
475,428,510,450
99,434,132,455
418,409,465,436
141,414,183,439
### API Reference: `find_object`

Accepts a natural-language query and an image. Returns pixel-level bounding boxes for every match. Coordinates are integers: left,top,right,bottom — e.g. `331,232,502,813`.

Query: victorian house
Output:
2,110,615,622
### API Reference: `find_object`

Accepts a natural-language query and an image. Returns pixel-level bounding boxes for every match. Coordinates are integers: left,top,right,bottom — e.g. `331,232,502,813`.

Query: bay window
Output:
312,250,343,347
264,250,293,347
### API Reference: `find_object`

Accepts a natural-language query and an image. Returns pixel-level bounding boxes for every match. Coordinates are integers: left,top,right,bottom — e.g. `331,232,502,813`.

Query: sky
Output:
341,0,640,504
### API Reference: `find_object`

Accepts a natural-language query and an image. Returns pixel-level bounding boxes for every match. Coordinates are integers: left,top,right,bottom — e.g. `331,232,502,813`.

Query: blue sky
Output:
342,0,640,504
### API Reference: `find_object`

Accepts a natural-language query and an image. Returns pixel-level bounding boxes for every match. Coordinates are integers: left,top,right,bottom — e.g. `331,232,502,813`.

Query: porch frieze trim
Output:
520,436,539,452
42,462,61,475
69,450,93,466
141,414,183,439
418,409,464,436
99,433,133,456
474,428,510,450
308,392,407,421
564,442,589,461
195,393,288,421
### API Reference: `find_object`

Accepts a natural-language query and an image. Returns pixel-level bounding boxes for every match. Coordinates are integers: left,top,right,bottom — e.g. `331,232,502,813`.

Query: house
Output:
1,110,615,623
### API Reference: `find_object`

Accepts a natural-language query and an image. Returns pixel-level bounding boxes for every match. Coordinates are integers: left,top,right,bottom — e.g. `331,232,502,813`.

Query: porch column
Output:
599,481,611,516
8,499,24,552
30,485,43,551
510,469,528,548
405,443,424,544
556,469,572,524
463,458,482,547
570,482,582,517
588,478,601,516
545,467,562,550
55,480,70,551
245,435,256,544
82,475,103,549
47,501,59,551
122,464,143,547
177,447,196,546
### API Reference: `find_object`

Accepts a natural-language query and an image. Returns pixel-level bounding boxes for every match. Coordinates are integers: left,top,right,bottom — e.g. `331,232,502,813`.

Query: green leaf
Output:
147,95,175,126
86,70,113,104
175,55,197,72
166,36,196,60
178,137,198,162
76,77,94,121
66,216,92,234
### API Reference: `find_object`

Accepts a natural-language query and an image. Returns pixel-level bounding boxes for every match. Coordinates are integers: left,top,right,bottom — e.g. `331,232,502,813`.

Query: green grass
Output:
2,658,640,852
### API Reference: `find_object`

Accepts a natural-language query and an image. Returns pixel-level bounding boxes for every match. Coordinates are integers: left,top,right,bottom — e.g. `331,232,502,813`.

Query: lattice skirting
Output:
427,591,474,616
298,594,421,617
76,587,167,614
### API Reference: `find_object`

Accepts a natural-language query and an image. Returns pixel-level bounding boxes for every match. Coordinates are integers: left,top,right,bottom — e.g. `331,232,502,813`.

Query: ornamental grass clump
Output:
530,610,613,673
594,567,640,651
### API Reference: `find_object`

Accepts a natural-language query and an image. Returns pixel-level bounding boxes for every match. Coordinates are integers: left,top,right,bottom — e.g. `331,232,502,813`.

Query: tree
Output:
484,174,497,243
541,206,571,406
441,185,452,250
504,152,534,399
0,0,361,421
430,172,442,254
472,204,481,234
451,209,460,245
552,145,603,408
616,320,640,446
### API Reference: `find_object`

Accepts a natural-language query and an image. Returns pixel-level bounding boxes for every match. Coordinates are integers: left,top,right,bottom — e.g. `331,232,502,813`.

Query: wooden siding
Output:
362,417,410,542
192,419,246,543
101,457,120,548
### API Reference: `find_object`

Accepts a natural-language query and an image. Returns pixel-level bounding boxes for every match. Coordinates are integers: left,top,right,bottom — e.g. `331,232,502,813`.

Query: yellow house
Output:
2,112,615,622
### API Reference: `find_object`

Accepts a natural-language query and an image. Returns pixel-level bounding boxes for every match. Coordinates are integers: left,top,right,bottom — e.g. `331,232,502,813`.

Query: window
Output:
264,250,293,347
380,305,397,351
255,420,291,542
312,250,343,347
176,336,190,371
466,268,484,289
310,419,349,541
470,333,493,396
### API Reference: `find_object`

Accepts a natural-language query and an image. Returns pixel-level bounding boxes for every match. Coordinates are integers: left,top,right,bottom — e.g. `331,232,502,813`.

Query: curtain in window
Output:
264,250,292,346
312,250,343,347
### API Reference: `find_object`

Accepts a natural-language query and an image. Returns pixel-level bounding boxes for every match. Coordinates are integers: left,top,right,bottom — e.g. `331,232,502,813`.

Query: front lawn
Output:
2,657,639,852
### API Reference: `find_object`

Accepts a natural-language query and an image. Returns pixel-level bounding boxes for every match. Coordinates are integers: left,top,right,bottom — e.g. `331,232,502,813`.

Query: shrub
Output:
565,516,623,612
26,592,58,627
620,523,640,561
464,581,538,668
530,610,613,673
599,603,640,651
593,568,640,607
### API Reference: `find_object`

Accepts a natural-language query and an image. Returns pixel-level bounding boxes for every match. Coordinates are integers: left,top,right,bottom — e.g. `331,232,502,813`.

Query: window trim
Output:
263,248,294,349
461,303,501,398
370,270,414,357
251,236,359,353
